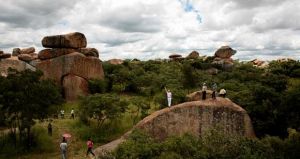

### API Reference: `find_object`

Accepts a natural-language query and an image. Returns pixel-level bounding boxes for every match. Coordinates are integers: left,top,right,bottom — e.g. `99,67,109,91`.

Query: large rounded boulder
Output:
214,46,236,58
95,98,255,155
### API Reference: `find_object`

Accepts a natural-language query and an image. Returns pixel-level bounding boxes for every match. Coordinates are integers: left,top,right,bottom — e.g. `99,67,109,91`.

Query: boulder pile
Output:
0,32,104,101
36,32,104,101
212,46,236,69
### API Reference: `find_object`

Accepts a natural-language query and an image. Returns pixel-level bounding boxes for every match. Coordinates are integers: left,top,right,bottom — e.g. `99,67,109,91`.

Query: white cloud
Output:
0,0,299,61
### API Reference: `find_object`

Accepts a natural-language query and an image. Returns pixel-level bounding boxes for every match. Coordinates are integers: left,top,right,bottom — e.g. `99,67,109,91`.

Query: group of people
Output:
60,137,96,159
165,83,227,107
60,109,75,119
201,82,226,100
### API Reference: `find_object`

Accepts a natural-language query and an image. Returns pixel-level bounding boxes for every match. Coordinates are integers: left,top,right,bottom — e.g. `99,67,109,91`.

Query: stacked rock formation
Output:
36,32,104,101
0,32,104,101
12,47,39,63
95,98,255,155
212,46,236,69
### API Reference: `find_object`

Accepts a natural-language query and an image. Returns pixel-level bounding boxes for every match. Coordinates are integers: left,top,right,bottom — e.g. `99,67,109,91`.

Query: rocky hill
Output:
95,97,255,155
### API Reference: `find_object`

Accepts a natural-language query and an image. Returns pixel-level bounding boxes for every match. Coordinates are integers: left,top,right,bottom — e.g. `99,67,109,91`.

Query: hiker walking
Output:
202,83,207,100
60,137,68,159
212,83,217,99
48,122,52,136
165,87,172,107
86,138,96,157
219,88,226,98
70,108,75,119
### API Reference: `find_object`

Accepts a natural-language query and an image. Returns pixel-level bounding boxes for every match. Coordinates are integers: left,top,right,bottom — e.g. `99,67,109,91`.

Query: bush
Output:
111,129,300,159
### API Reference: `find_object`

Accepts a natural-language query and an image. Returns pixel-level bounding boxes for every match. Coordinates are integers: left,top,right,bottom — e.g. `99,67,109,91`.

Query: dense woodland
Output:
1,57,300,158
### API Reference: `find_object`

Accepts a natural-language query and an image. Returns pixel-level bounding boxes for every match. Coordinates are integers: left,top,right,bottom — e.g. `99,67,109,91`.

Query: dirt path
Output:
19,119,95,159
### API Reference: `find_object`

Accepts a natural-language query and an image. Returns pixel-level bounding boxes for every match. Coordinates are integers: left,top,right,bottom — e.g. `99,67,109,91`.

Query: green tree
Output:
79,94,128,127
0,69,63,150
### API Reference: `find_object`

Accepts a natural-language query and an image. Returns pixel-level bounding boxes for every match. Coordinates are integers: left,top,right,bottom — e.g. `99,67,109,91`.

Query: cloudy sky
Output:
0,0,300,61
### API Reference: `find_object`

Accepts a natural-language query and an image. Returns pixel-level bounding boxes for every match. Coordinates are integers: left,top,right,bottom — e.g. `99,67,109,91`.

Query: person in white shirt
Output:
219,89,226,98
165,87,172,107
60,137,67,159
202,83,207,100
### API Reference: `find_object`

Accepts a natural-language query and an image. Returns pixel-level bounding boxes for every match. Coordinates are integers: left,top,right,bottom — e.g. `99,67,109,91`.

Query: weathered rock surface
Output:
12,48,21,56
20,47,35,54
42,32,87,48
36,52,104,84
212,46,236,70
18,53,37,62
0,56,36,76
186,90,214,101
214,46,236,58
78,48,99,57
62,74,89,101
0,53,11,59
0,50,3,54
38,48,77,60
108,59,123,65
95,98,255,155
186,51,200,59
38,48,99,60
136,98,255,139
169,54,182,59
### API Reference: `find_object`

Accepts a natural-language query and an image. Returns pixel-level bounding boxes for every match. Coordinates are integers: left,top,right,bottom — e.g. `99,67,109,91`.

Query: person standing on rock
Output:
86,137,96,157
60,137,68,159
212,83,217,99
70,108,75,119
219,88,226,98
48,122,52,136
202,83,207,100
165,87,172,107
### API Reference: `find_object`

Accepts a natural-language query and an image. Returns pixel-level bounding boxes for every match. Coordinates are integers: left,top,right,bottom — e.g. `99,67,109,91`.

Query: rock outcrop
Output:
62,74,89,101
169,54,183,61
186,90,214,101
212,46,236,69
186,51,200,59
95,98,255,155
18,53,38,62
0,56,36,77
20,47,35,54
108,59,123,65
12,48,21,56
0,32,104,101
250,59,268,68
36,52,104,85
42,32,87,48
0,50,11,59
